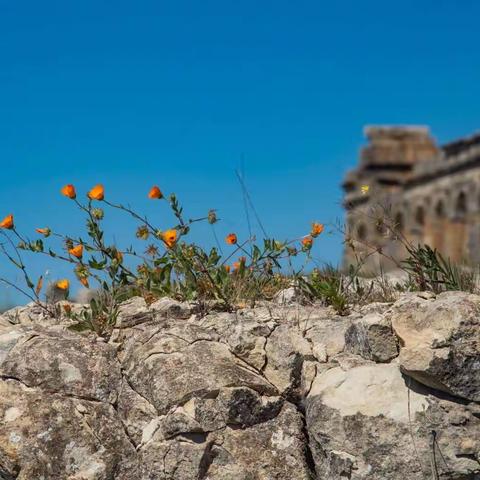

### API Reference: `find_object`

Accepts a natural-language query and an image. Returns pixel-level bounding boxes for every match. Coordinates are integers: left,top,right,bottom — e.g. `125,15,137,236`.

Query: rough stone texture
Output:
273,286,302,305
345,311,398,362
0,293,479,479
0,327,121,403
390,291,480,401
307,363,480,480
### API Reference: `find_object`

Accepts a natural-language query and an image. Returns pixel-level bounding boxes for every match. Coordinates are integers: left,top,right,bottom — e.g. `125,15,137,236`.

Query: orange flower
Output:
311,222,324,238
0,214,14,229
162,229,177,248
224,265,231,273
302,236,313,248
63,303,72,315
148,186,163,199
87,184,105,201
36,227,51,237
225,233,237,245
68,244,83,259
79,277,89,288
56,279,70,290
61,184,76,199
233,256,246,270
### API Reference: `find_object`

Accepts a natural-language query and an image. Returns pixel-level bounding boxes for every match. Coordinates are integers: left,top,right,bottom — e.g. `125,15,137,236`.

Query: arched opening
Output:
455,192,467,218
415,206,425,227
432,199,447,254
435,200,445,218
449,191,468,262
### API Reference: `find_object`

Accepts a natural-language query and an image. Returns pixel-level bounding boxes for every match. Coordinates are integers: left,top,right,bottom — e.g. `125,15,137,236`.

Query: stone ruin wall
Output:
342,126,480,273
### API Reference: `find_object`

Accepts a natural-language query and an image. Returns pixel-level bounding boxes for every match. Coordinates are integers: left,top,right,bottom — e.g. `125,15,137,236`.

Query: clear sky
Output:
1,0,480,305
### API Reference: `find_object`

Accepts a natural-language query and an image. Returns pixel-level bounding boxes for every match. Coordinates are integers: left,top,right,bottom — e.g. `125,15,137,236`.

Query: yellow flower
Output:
0,214,14,230
61,184,76,199
87,184,105,201
56,279,70,291
148,186,163,199
162,229,177,248
225,233,237,245
68,244,83,259
360,185,370,195
36,227,51,237
311,222,324,238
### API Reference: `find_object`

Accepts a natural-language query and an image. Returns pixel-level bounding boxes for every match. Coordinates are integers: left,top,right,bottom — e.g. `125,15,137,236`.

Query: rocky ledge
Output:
0,291,479,479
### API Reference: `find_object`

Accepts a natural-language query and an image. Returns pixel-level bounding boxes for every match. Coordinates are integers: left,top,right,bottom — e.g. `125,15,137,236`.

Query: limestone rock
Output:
273,286,301,305
0,296,478,479
122,324,278,415
345,312,398,362
203,403,312,479
149,296,193,320
390,291,480,401
304,315,352,361
262,322,312,394
0,379,134,479
0,327,121,403
115,296,153,328
307,362,480,479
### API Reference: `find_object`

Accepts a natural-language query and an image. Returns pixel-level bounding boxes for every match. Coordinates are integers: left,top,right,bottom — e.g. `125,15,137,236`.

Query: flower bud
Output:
208,210,217,224
92,208,104,220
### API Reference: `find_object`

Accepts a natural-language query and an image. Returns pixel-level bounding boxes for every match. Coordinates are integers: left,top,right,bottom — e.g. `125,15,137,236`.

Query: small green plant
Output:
0,183,326,332
402,244,476,293
65,282,128,335
300,265,349,315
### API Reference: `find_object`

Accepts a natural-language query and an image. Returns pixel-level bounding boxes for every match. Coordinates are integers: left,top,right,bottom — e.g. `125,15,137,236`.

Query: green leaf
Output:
68,321,93,332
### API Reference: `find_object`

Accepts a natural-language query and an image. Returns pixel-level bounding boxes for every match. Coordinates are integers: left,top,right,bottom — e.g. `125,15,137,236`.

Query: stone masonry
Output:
342,126,480,272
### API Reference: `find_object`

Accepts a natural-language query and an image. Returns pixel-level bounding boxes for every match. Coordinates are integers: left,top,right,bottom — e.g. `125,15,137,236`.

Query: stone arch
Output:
414,205,425,227
455,191,467,218
431,198,447,255
435,199,446,218
446,191,468,262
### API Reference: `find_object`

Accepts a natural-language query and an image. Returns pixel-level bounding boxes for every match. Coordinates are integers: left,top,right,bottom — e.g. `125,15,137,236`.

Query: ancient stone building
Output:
342,126,480,272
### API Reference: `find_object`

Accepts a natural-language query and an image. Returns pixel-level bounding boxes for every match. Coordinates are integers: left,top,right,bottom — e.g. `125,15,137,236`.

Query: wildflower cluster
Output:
0,183,325,329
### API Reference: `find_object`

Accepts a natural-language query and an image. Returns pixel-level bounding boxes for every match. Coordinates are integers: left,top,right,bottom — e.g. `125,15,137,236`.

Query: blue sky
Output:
1,0,480,304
